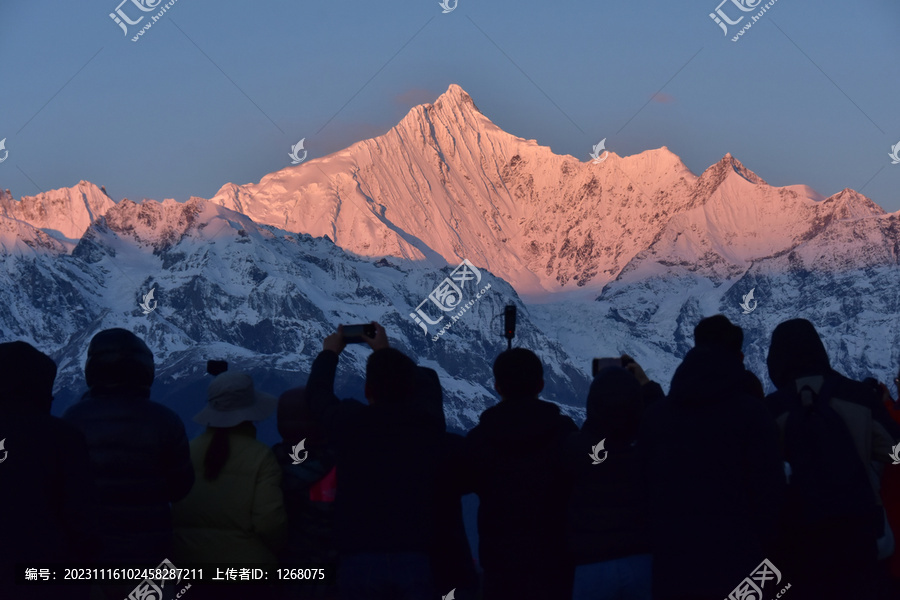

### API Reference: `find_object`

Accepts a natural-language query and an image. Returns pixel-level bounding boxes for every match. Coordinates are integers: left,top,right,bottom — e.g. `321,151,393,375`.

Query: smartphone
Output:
343,323,376,344
207,360,228,376
591,357,621,377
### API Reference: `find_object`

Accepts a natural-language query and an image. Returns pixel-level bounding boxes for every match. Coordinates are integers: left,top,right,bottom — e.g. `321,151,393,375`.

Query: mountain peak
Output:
423,84,483,125
722,153,766,185
694,153,767,198
0,181,116,243
434,83,476,109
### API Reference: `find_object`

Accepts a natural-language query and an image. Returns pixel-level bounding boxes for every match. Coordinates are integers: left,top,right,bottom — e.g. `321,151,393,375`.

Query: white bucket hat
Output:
193,371,277,427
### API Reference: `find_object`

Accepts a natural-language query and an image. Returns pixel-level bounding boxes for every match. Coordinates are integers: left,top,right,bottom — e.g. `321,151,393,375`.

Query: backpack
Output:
782,375,882,540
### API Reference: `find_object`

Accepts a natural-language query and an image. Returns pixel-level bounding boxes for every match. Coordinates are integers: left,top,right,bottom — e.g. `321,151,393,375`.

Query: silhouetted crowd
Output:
2,316,900,600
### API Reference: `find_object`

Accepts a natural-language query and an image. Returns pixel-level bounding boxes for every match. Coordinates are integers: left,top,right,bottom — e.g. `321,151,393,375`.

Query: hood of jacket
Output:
766,318,831,391
0,341,57,413
668,343,749,406
85,328,155,394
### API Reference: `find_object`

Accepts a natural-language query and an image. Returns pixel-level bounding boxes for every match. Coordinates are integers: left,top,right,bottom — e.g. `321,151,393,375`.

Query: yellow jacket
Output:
172,423,287,566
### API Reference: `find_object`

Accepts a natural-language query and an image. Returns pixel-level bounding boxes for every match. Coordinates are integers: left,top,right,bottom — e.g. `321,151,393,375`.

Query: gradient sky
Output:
1,0,898,212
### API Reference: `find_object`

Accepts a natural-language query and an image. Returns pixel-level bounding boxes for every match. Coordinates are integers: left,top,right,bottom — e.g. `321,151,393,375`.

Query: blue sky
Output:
1,0,898,211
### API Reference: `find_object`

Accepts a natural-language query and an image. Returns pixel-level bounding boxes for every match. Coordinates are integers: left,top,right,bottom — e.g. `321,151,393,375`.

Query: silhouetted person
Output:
62,329,194,569
767,319,900,441
640,319,785,600
305,322,445,600
463,348,578,600
0,341,95,600
765,318,895,600
620,353,666,409
694,313,764,398
172,371,286,600
415,366,479,600
562,366,651,600
273,387,338,600
882,367,900,596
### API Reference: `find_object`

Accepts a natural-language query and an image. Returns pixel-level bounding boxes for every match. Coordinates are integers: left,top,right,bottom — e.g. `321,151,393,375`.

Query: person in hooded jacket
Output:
0,341,96,600
62,329,194,569
639,316,785,600
562,366,651,600
766,319,900,442
415,366,479,600
305,322,446,600
462,347,578,600
764,318,896,600
272,386,338,600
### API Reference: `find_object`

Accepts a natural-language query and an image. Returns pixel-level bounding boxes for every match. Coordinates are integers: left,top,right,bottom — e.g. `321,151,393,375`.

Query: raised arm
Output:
304,328,345,433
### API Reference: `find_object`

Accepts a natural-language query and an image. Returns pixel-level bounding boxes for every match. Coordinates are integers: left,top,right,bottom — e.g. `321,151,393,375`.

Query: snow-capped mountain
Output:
0,181,115,248
0,196,586,435
209,84,700,300
2,84,899,438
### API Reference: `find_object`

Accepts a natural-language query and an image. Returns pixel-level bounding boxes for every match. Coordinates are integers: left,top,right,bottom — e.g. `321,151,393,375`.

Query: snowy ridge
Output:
0,180,115,243
0,197,586,433
0,215,69,256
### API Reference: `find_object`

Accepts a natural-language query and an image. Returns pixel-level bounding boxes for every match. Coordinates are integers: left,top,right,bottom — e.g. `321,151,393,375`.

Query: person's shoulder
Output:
143,397,188,428
831,372,876,403
470,400,503,429
234,435,280,464
46,413,87,437
535,397,573,418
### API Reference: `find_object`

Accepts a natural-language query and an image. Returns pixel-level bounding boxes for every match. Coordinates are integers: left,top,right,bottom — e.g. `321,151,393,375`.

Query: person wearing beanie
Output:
62,328,194,571
172,370,286,600
0,341,96,600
